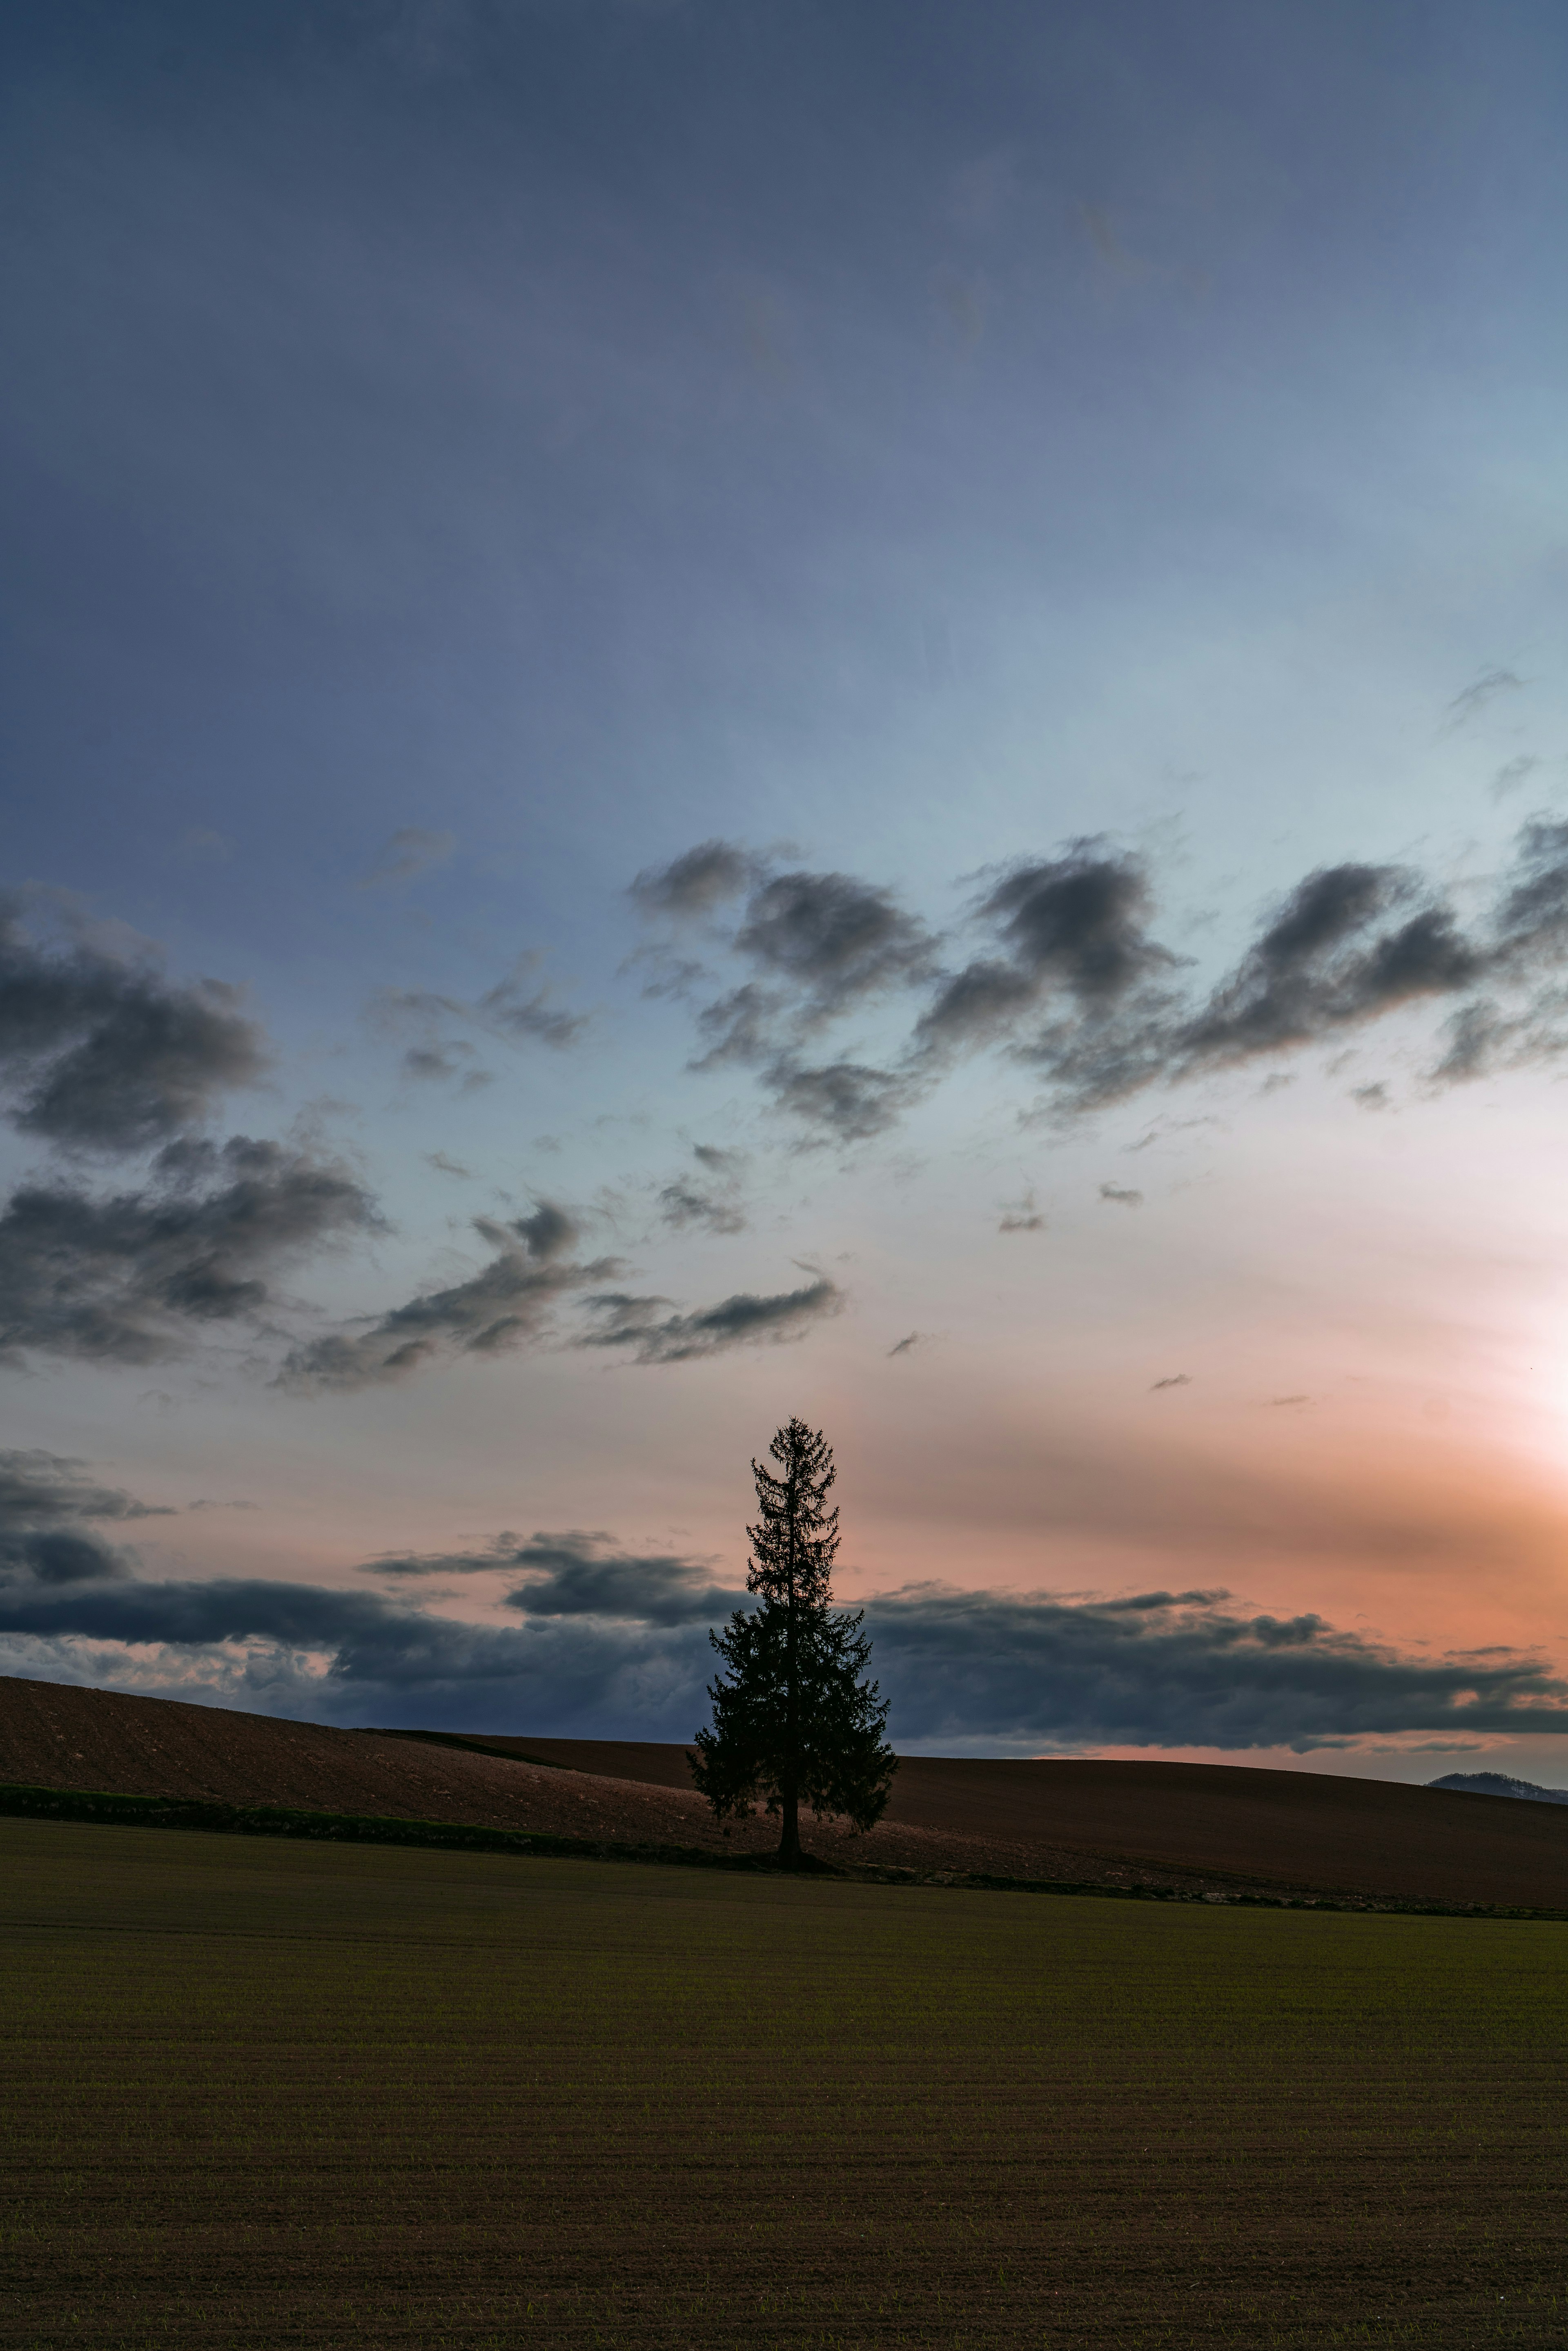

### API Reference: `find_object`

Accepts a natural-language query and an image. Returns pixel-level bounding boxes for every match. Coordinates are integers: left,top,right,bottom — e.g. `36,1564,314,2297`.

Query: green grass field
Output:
2,1819,1566,2349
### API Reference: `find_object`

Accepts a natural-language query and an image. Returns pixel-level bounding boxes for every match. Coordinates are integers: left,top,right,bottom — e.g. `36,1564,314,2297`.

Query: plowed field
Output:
2,1819,1565,2349
9,1675,1568,1906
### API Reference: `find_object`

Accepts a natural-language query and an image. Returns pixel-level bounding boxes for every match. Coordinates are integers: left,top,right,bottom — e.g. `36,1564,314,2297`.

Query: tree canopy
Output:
690,1417,895,1866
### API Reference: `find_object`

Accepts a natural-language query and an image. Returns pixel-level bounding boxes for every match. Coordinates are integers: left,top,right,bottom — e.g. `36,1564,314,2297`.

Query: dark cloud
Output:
477,963,590,1049
1150,1374,1190,1391
0,894,268,1152
760,1056,915,1144
657,1143,747,1232
372,961,588,1072
690,983,788,1068
356,829,454,889
0,1449,172,1526
402,1042,490,1087
998,1192,1044,1233
1491,818,1568,967
887,1332,922,1357
1444,668,1524,727
1176,866,1486,1071
670,865,938,1112
917,847,1174,1056
0,1448,173,1592
732,871,937,1025
658,1182,746,1235
276,1203,603,1392
630,840,757,918
862,1584,1568,1751
651,819,1568,1141
501,1532,740,1626
0,1138,379,1367
1100,1182,1143,1206
10,1556,1568,1753
513,1200,579,1261
581,1275,842,1364
363,1529,739,1625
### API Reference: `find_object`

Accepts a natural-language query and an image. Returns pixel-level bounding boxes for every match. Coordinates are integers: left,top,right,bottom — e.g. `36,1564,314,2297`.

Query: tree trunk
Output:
780,1462,801,1867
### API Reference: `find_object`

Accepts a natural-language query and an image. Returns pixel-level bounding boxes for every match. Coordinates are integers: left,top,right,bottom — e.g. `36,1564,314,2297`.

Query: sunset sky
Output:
5,0,1568,1780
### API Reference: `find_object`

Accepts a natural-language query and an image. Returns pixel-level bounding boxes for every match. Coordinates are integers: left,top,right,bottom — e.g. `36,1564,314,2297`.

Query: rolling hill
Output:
4,1674,1567,1908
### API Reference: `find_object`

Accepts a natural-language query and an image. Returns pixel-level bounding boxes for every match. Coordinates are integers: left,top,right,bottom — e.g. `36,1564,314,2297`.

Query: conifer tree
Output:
691,1417,895,1867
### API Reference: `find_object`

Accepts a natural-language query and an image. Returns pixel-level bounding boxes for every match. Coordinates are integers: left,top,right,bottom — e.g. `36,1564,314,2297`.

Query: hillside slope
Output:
6,1678,1568,1905
452,1732,1568,1910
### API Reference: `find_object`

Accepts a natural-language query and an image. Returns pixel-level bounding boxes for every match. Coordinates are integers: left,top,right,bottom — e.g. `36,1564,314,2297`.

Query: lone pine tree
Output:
691,1417,895,1867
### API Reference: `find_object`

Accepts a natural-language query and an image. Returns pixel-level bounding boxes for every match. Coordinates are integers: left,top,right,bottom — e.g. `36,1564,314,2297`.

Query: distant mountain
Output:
1429,1771,1568,1806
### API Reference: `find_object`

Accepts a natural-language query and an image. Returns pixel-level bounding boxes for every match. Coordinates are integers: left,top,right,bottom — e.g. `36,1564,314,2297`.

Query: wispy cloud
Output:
356,828,455,889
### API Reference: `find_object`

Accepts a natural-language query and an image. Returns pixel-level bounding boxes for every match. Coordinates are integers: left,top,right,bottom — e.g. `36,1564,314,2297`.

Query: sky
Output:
4,0,1568,1781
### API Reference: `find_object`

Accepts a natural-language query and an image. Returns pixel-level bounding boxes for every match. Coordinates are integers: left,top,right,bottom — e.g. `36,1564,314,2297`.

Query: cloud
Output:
671,866,938,1118
759,1056,916,1145
364,1528,741,1624
581,1274,843,1364
402,1042,490,1087
887,1332,922,1357
917,846,1176,1057
425,1152,472,1178
731,871,937,1027
646,818,1568,1143
998,1190,1045,1233
11,1545,1568,1753
1100,1182,1143,1206
656,1144,748,1234
1444,669,1524,728
1150,1373,1190,1391
658,1182,746,1235
0,892,268,1151
1175,865,1486,1074
0,1450,172,1526
277,1202,602,1392
861,1583,1568,1751
372,961,589,1071
501,1531,741,1625
690,982,788,1068
630,840,758,917
1492,755,1541,800
356,829,455,889
477,961,590,1049
0,1448,174,1591
0,1138,380,1367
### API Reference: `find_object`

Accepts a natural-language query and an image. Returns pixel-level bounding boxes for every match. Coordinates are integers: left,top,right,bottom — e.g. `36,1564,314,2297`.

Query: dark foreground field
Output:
3,1819,1566,2349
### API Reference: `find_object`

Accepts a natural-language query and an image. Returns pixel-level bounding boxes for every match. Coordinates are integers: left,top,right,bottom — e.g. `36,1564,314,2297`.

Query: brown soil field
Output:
3,1820,1566,2350
5,1673,1568,1905
439,1730,1568,1910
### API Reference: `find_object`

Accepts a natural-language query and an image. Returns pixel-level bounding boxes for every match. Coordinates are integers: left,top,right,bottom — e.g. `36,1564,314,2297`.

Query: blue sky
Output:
5,0,1568,1774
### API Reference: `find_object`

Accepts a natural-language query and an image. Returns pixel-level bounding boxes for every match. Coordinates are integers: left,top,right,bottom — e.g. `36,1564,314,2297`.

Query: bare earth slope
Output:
451,1732,1568,1910
0,1676,1107,1886
6,1676,1568,1905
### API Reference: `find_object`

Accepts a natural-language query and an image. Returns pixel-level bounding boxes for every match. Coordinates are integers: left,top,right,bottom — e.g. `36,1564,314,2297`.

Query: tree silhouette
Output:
691,1417,895,1867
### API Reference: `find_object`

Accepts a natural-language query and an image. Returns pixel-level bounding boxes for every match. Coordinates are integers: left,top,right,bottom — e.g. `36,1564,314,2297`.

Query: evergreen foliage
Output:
691,1417,895,1865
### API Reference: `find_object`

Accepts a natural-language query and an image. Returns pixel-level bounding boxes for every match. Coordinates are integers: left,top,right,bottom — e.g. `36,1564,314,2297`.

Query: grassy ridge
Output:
2,1818,1568,2348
